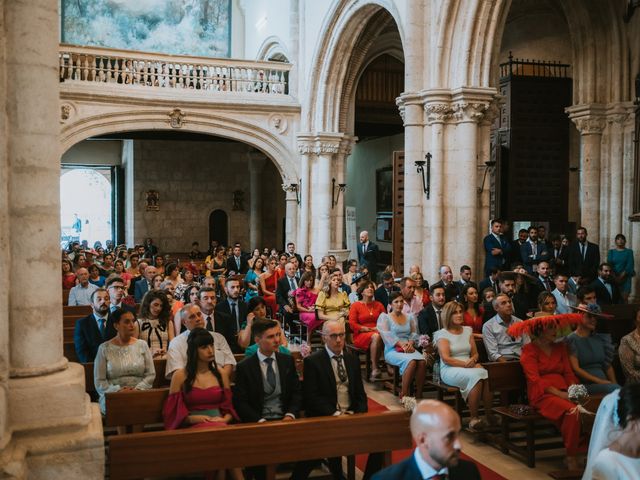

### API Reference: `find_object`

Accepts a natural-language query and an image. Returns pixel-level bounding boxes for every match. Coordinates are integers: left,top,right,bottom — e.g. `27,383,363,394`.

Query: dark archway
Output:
209,209,229,246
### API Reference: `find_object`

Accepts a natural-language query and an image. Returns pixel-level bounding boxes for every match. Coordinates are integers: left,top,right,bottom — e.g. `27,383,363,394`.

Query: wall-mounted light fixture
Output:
291,181,301,205
415,152,431,198
332,178,346,208
477,160,497,194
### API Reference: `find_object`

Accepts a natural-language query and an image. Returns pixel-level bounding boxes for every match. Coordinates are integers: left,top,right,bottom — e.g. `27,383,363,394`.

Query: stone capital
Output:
397,92,425,127
296,133,345,155
424,103,453,125
566,104,607,135
450,101,490,123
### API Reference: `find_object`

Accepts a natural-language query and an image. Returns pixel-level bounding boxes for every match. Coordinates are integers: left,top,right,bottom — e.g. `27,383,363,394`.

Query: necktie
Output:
362,244,366,256
98,317,106,338
264,357,276,391
289,276,296,291
333,355,348,383
436,310,442,328
110,305,117,313
230,301,238,330
581,243,586,260
206,315,213,331
531,242,537,257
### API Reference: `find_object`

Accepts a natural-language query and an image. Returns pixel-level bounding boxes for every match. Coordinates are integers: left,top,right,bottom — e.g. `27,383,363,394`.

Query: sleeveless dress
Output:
295,287,320,330
262,273,278,316
163,386,238,430
349,301,385,349
377,313,424,375
434,326,488,400
244,269,260,302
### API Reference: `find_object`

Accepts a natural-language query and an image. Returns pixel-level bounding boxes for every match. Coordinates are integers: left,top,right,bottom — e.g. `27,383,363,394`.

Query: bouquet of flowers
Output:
418,334,430,349
418,334,435,367
567,384,589,405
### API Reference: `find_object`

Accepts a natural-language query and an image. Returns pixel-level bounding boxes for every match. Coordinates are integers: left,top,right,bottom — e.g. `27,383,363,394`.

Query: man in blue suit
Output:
134,265,157,302
73,288,117,363
483,218,510,277
520,225,550,274
372,400,481,480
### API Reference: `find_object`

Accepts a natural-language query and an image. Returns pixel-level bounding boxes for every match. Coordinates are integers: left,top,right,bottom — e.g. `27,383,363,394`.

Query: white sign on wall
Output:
346,206,358,261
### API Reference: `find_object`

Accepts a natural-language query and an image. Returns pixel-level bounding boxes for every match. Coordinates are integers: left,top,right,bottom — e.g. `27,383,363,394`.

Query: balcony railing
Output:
59,44,290,95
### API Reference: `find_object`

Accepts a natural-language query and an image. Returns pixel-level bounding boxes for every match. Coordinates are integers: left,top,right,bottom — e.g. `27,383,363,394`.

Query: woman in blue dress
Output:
607,233,635,303
434,300,493,431
243,257,264,302
377,291,426,400
566,304,620,394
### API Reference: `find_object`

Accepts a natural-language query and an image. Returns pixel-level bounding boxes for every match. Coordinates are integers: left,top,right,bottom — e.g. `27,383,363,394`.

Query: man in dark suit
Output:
549,235,569,271
418,285,446,337
568,227,600,282
483,218,511,277
372,400,481,480
214,277,248,353
536,261,554,293
134,264,156,302
286,242,304,268
590,262,622,305
520,226,550,274
276,261,299,325
374,273,400,310
226,245,249,274
454,265,473,294
106,276,136,315
478,267,499,294
431,265,459,302
292,319,381,480
233,318,301,422
73,288,117,362
509,228,529,267
358,231,379,281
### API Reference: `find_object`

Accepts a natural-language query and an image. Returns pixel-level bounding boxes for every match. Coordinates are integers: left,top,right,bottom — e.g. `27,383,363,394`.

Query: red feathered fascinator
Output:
507,313,583,338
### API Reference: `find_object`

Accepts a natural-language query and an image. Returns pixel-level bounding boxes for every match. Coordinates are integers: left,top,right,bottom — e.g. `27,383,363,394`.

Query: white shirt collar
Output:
413,449,448,479
325,345,343,359
257,349,276,363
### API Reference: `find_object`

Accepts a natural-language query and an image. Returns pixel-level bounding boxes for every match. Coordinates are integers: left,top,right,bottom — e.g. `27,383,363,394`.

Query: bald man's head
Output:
411,400,462,470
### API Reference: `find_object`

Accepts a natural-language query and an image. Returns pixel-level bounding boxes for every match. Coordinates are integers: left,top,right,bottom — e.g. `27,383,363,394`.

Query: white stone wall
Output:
133,139,285,252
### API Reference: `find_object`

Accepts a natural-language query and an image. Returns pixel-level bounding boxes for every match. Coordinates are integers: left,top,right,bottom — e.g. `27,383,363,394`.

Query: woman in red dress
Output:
513,315,587,470
259,256,279,317
62,259,77,290
411,272,431,307
349,280,385,380
460,283,484,337
163,328,241,480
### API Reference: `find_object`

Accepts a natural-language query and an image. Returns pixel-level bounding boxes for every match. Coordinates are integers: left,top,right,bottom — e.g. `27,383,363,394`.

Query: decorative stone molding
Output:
424,103,453,125
168,108,185,128
269,113,288,134
566,104,607,135
450,101,489,124
281,183,297,193
296,133,345,155
605,102,635,126
60,103,72,121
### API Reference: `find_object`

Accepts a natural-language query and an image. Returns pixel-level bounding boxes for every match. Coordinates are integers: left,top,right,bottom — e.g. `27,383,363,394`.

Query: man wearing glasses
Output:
292,320,381,479
106,276,136,316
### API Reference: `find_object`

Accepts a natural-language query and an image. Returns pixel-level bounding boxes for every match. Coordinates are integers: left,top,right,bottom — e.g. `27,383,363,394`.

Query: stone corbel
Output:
566,104,607,135
396,91,424,127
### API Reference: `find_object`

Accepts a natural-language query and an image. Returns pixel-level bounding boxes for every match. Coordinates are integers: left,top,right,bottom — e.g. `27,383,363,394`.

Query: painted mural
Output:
61,0,232,58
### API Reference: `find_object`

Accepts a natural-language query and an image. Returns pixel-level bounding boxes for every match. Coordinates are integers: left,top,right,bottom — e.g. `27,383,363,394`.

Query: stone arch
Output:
437,0,630,103
303,0,406,134
60,109,298,181
256,35,291,62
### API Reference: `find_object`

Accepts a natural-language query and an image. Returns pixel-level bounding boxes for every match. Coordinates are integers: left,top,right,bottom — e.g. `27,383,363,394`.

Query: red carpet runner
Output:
356,398,508,480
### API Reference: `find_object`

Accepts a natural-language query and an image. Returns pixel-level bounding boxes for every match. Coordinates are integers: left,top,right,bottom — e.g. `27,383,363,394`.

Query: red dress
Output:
520,342,587,455
349,301,385,349
62,273,77,290
463,307,484,334
262,273,278,317
163,386,238,430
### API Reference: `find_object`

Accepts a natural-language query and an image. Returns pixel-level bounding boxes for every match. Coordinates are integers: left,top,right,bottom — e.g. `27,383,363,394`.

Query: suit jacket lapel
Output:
249,354,265,404
320,350,338,395
276,352,290,397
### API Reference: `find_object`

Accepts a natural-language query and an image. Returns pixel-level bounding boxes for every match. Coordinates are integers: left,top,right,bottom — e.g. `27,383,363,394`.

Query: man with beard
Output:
372,400,480,479
73,288,116,362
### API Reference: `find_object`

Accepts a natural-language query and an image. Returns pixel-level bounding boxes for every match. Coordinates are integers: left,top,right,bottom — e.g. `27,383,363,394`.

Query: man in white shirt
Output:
165,304,236,379
552,272,577,314
68,267,98,305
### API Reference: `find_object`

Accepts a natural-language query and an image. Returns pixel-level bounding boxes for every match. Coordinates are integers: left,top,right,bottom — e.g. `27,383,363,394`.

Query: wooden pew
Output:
63,305,92,315
105,388,169,429
601,304,637,344
109,410,411,480
62,288,70,305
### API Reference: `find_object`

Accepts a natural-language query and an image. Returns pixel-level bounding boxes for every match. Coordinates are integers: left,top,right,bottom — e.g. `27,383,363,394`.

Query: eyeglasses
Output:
109,285,125,290
324,332,346,340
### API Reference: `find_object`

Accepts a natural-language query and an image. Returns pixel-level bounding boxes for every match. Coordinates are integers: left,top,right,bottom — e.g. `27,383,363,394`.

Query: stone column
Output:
606,104,631,243
398,93,425,274
282,182,299,249
248,153,266,249
122,139,135,246
567,104,607,245
331,137,355,250
309,136,341,261
444,91,493,270
423,98,450,278
297,136,313,256
1,0,104,477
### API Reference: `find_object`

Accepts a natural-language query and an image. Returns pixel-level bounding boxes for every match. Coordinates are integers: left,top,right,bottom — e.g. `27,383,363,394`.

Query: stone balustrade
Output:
59,44,290,94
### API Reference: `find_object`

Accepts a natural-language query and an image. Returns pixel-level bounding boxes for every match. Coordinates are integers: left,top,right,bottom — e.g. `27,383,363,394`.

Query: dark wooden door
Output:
392,151,405,273
209,209,228,246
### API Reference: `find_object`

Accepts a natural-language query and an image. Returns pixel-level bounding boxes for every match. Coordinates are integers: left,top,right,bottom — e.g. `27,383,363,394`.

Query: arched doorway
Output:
209,209,229,247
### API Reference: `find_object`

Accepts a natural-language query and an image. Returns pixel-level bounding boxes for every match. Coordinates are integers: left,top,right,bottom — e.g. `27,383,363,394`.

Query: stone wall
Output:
133,139,285,252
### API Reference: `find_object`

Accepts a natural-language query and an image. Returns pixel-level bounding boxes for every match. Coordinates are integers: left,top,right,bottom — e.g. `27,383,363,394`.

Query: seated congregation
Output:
61,226,640,479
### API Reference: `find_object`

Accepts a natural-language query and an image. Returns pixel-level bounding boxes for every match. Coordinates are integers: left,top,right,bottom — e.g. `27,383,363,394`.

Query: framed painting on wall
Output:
376,167,393,213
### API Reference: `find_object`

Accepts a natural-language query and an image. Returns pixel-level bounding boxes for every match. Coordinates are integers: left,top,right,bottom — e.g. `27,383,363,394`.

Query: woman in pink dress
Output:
163,327,241,480
295,271,320,343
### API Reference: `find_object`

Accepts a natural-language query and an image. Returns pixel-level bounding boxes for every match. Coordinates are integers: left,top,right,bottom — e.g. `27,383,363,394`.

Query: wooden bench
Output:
109,410,411,480
63,305,92,315
105,388,170,430
83,359,169,396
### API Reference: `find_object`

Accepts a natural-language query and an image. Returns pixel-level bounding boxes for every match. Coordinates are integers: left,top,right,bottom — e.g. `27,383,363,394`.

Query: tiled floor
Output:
364,383,573,480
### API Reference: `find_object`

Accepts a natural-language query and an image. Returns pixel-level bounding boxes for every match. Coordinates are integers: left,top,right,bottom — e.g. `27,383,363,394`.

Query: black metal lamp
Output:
415,152,431,198
332,178,346,208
